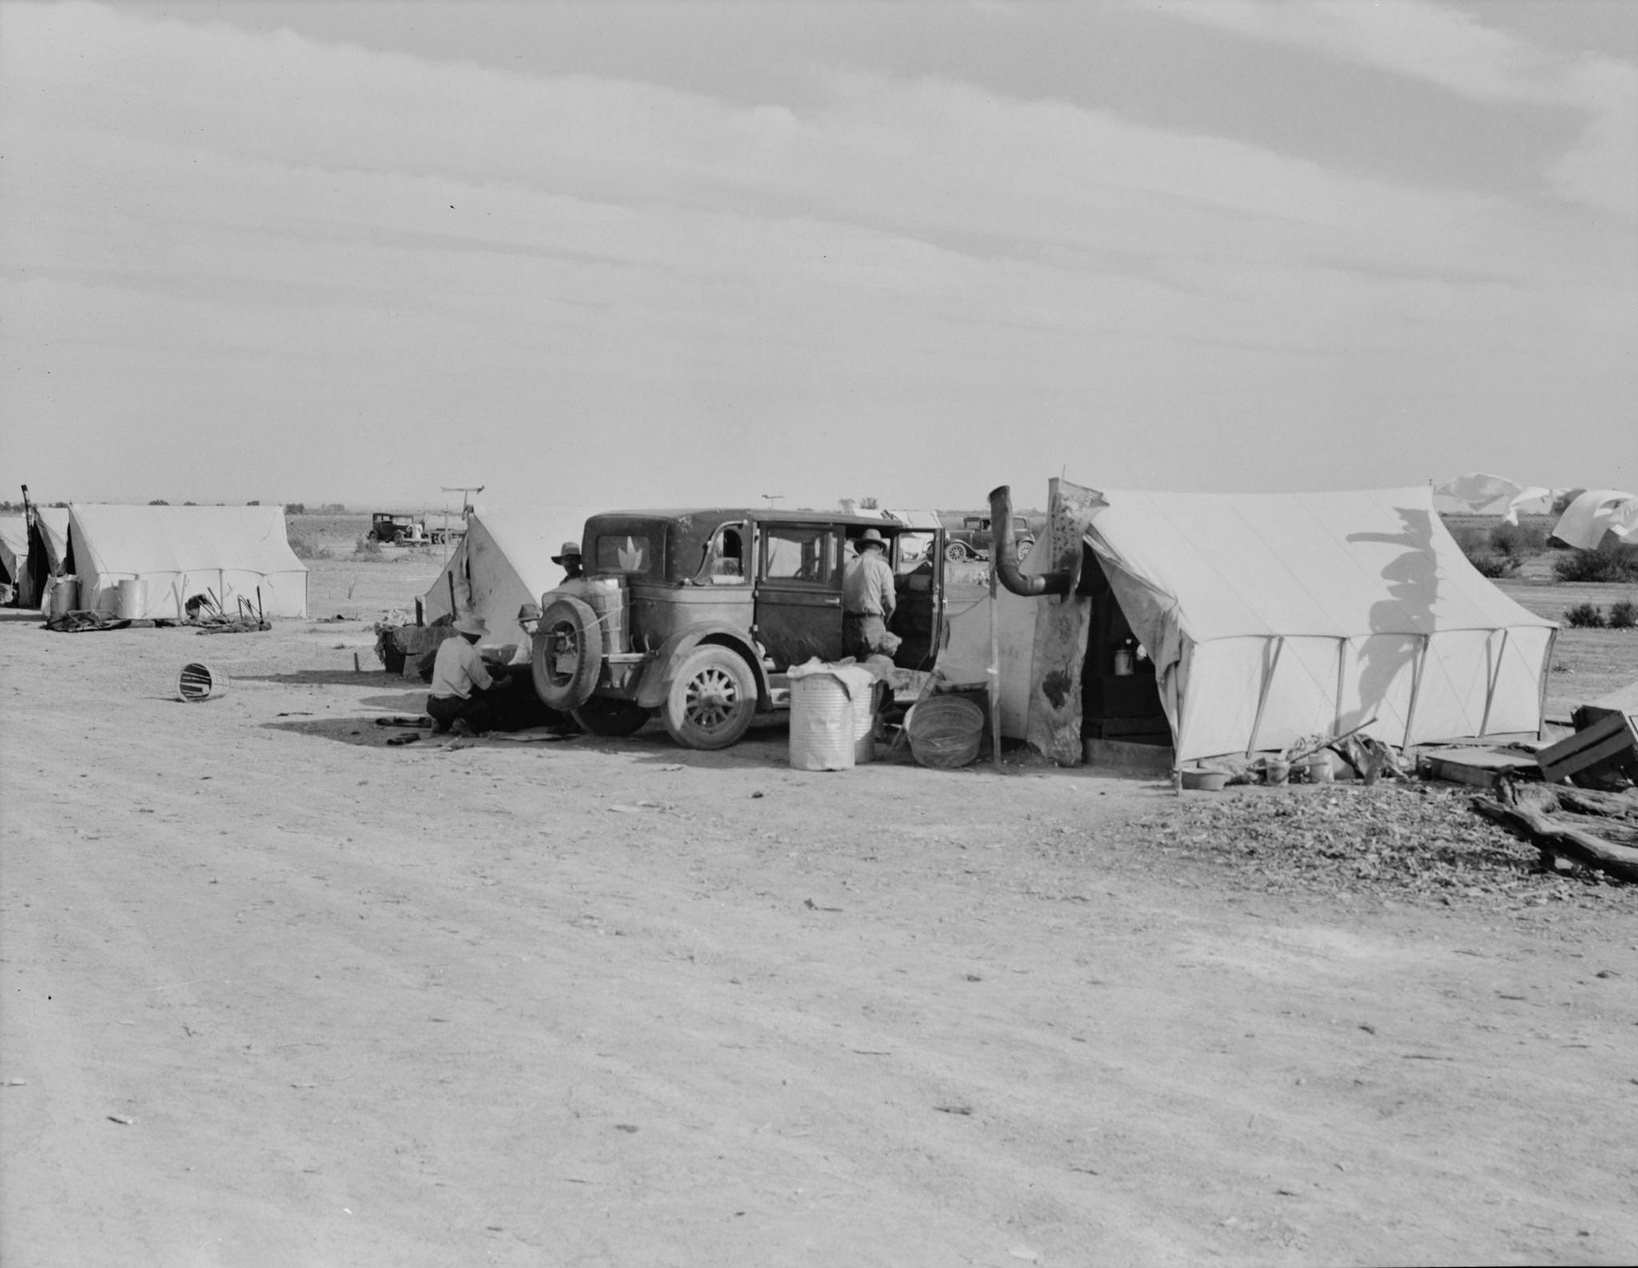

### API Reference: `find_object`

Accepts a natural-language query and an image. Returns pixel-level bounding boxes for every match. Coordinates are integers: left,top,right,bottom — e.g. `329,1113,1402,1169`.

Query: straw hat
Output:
857,527,887,551
551,541,583,564
454,613,487,637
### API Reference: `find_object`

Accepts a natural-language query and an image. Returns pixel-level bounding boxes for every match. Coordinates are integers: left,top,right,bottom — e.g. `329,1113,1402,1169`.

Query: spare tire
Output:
530,595,602,710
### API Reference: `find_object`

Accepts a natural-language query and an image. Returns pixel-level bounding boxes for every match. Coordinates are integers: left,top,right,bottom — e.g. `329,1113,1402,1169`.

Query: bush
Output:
1609,600,1637,629
1490,521,1546,558
1552,543,1638,583
286,530,332,561
1468,552,1520,578
1563,602,1606,628
1454,528,1519,576
354,535,382,558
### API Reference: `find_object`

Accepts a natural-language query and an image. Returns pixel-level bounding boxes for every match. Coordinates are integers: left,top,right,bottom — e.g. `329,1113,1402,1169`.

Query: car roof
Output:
587,508,910,530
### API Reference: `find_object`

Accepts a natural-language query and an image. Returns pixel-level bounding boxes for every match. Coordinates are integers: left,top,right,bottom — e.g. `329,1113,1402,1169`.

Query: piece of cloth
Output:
429,636,495,701
843,550,896,619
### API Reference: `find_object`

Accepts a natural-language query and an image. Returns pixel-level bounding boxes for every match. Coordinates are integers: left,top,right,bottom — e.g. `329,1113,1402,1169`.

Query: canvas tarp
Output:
67,504,308,619
33,506,69,574
998,481,1557,765
0,516,28,593
1550,489,1638,551
422,511,562,663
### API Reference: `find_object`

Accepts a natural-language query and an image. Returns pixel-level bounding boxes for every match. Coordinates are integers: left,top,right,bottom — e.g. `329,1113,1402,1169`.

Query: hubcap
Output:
686,667,741,730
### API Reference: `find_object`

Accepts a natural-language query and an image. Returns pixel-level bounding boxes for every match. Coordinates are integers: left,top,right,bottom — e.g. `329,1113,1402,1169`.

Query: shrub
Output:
354,535,382,558
1563,602,1605,628
1553,543,1638,583
1609,600,1637,629
286,530,333,561
1454,528,1519,576
1490,521,1546,558
1468,551,1520,578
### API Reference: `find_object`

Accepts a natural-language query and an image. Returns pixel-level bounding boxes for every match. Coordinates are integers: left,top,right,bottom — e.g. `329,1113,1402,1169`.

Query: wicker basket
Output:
905,695,984,769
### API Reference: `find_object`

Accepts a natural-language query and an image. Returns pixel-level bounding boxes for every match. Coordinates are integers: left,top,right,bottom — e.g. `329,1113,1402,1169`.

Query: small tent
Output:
66,504,308,619
1550,489,1638,551
422,511,564,662
32,506,69,577
0,516,30,599
990,480,1557,766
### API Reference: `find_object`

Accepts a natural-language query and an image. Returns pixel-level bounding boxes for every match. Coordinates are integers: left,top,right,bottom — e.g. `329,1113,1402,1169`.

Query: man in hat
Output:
427,613,504,736
842,527,898,660
552,540,584,582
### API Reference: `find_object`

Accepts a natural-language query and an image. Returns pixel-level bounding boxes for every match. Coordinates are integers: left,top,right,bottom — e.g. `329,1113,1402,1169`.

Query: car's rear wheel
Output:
945,541,970,562
573,697,651,737
663,646,756,750
531,596,602,710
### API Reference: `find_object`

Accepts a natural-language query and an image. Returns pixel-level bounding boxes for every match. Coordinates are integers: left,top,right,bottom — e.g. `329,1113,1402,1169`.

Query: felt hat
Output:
857,527,887,550
551,541,583,564
454,613,487,637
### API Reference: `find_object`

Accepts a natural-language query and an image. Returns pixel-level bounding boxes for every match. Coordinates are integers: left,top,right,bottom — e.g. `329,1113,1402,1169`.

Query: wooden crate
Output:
1536,712,1638,786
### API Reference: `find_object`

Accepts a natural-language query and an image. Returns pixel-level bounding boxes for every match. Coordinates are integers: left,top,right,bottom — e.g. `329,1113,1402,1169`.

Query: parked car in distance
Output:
527,508,948,749
368,512,428,545
938,510,1043,563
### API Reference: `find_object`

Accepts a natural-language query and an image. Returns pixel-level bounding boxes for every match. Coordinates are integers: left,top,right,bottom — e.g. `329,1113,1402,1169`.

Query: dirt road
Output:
3,593,1636,1266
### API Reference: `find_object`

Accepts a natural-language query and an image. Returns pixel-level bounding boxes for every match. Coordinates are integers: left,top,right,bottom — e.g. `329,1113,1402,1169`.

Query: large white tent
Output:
67,504,308,619
1550,489,1638,551
422,511,563,662
973,480,1557,766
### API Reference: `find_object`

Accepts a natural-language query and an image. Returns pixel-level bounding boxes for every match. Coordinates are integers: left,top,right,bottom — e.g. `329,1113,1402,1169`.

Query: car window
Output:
702,524,747,584
592,531,660,576
761,525,836,584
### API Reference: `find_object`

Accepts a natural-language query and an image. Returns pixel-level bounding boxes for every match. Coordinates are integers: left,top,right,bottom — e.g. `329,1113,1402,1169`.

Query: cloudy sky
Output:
1,1,1633,531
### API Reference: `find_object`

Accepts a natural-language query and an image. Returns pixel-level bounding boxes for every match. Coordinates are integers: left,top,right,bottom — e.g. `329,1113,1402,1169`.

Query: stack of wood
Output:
1473,780,1638,883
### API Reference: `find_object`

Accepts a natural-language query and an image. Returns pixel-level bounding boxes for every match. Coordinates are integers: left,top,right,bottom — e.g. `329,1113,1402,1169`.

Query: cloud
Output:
0,1,1632,504
1151,0,1637,217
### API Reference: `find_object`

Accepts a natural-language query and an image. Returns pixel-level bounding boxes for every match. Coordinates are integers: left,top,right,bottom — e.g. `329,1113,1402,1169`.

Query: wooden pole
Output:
989,560,1001,769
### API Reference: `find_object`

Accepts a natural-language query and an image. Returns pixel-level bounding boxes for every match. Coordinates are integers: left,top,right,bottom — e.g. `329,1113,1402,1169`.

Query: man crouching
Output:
427,614,505,736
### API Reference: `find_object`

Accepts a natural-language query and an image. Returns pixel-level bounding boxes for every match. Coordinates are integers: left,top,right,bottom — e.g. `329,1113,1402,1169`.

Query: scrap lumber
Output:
1471,782,1638,883
1536,710,1638,786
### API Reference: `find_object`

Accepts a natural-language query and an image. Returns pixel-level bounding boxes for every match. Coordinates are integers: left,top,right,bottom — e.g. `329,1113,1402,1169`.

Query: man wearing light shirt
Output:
842,528,898,660
427,614,503,736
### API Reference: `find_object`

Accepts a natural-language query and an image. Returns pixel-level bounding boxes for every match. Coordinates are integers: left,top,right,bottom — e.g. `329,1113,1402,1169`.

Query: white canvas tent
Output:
981,481,1557,766
1550,489,1638,551
0,516,29,597
33,506,69,576
66,504,308,619
422,511,563,662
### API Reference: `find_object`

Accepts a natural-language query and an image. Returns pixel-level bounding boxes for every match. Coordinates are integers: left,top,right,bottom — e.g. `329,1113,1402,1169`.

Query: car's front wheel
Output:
945,541,970,562
663,646,756,750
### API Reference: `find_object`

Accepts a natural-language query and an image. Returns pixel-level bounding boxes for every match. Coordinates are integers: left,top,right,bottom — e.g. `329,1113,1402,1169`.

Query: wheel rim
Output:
684,665,744,733
544,620,585,686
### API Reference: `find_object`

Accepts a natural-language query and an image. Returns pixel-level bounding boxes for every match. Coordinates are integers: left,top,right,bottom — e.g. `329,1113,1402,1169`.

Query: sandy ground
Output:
3,558,1637,1267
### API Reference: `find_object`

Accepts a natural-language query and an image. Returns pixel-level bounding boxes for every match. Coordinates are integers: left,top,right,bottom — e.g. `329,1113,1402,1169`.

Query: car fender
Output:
635,625,769,710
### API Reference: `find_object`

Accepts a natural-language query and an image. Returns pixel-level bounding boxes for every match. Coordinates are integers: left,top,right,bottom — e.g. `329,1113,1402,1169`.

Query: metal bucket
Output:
116,578,146,619
47,577,79,619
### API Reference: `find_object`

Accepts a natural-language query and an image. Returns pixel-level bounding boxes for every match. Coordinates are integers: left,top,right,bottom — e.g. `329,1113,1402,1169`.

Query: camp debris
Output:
1472,780,1638,884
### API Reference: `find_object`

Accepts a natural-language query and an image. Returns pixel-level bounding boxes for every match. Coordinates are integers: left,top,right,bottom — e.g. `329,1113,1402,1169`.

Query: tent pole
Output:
1479,628,1508,737
1401,635,1430,750
1244,636,1284,757
988,560,1001,769
1537,628,1557,739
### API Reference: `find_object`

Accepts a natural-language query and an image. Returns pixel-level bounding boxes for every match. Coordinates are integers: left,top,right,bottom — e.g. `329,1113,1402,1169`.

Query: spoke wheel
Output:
945,541,969,562
664,646,756,750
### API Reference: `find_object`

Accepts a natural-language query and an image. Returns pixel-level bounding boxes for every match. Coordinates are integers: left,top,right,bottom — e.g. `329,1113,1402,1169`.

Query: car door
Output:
753,522,844,667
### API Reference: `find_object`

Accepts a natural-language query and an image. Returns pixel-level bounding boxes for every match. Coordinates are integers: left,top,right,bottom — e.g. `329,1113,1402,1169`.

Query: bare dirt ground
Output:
3,553,1637,1267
